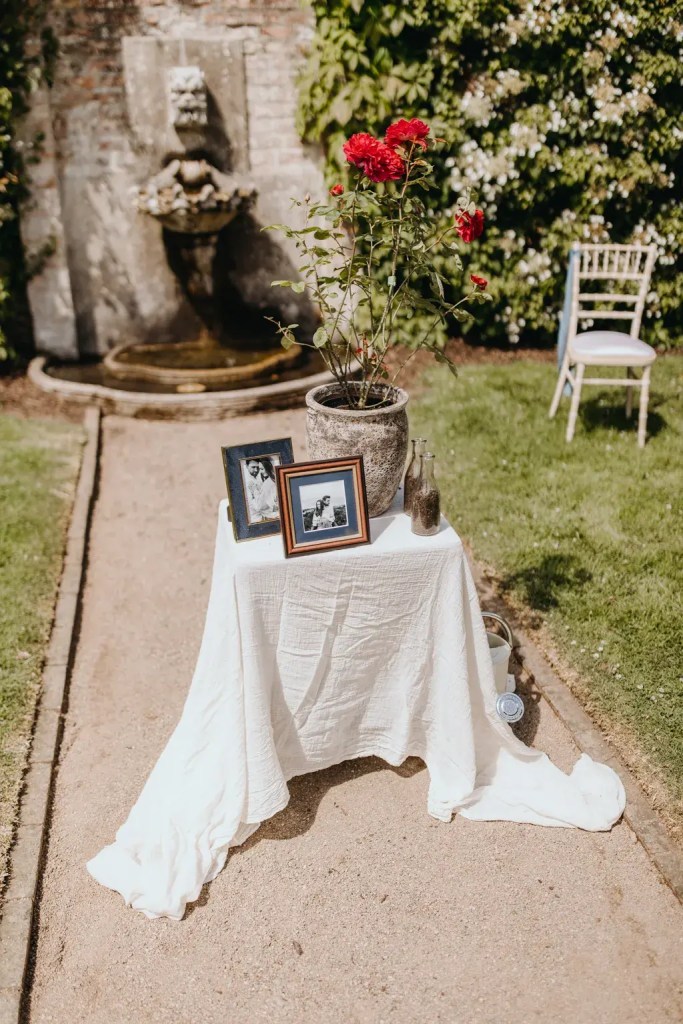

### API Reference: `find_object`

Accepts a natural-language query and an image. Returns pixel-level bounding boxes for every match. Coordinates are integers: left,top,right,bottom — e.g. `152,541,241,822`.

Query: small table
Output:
88,494,624,920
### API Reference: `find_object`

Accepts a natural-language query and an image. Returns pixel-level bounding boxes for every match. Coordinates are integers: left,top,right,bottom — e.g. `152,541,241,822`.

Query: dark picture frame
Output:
221,438,294,542
276,457,371,558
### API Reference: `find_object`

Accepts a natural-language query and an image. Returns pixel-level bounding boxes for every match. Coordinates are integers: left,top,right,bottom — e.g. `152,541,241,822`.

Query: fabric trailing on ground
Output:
87,501,625,920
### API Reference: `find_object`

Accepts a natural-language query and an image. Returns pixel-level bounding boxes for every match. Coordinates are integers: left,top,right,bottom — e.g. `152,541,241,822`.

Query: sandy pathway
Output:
28,412,683,1024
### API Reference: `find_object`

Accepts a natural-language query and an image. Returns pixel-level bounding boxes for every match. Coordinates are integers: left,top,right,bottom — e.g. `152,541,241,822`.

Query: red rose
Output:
470,274,488,290
385,118,430,151
329,184,344,196
455,208,485,243
343,133,405,183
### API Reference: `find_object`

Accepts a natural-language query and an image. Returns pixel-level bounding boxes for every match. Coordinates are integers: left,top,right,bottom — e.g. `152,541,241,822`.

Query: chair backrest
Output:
568,242,656,342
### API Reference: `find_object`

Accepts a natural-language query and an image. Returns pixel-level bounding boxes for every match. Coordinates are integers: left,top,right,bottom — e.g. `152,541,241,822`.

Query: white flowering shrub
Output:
300,0,682,348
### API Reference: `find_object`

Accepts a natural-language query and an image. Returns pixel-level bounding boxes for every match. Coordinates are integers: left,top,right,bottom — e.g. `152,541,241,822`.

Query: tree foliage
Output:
299,1,683,348
0,2,55,366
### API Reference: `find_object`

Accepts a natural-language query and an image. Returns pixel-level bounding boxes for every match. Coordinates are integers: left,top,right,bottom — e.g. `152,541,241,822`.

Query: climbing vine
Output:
0,1,56,367
299,1,683,349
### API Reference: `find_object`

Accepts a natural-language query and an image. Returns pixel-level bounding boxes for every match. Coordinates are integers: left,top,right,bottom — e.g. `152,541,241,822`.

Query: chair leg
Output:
566,364,584,442
637,365,651,448
549,355,570,419
625,367,634,418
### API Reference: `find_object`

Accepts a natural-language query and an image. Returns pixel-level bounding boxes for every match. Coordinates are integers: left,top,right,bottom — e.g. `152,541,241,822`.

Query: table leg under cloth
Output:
87,501,625,920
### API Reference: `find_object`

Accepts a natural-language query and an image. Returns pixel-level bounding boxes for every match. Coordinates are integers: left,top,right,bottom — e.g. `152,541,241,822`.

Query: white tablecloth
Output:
88,496,625,920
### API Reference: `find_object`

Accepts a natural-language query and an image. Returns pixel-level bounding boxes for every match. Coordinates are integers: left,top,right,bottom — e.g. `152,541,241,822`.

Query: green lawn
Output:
412,355,683,827
0,414,84,887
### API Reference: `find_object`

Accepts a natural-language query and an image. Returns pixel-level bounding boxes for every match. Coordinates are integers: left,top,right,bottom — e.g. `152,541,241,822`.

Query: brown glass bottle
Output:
403,437,427,514
411,452,440,536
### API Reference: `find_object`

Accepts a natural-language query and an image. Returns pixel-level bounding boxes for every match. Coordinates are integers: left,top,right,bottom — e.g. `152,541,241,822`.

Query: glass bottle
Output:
411,453,440,536
403,437,427,514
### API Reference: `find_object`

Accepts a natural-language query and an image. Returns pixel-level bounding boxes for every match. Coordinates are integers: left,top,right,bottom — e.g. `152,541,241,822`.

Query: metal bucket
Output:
482,611,524,723
483,612,514,694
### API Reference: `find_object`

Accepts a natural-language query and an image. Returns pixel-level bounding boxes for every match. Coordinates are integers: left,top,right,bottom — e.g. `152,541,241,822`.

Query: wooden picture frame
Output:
275,457,371,558
221,438,294,542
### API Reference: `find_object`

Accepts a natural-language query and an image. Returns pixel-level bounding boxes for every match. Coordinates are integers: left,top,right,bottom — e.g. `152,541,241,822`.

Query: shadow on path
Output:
185,756,425,917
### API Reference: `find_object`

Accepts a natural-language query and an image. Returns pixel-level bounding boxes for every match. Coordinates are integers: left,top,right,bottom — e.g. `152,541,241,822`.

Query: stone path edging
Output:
0,406,101,1024
473,561,683,905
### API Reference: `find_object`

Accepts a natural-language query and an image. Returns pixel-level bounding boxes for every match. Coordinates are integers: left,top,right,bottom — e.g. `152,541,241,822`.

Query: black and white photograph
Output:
221,437,294,542
240,455,281,525
276,457,370,558
300,479,348,532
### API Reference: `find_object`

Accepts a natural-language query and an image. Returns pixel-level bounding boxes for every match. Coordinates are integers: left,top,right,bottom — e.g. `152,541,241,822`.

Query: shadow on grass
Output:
500,553,592,618
579,395,666,438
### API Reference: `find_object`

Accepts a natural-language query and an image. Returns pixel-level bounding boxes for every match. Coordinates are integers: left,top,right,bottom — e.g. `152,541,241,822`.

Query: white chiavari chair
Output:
549,242,657,447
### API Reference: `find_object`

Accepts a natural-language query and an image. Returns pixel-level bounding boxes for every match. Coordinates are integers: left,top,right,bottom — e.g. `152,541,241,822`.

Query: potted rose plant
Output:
268,118,488,516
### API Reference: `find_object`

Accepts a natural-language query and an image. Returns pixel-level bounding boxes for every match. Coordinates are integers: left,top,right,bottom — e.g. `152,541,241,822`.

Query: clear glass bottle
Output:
403,437,427,514
411,452,440,536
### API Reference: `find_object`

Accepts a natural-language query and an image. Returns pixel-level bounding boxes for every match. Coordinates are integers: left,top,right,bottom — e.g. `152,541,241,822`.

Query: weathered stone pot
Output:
305,383,409,517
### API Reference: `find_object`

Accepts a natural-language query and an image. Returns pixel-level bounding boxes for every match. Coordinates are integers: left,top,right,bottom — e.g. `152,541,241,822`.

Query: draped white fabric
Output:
87,499,625,920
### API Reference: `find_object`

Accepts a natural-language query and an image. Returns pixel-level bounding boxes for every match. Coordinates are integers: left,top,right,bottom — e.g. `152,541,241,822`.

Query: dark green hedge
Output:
299,1,682,349
0,2,55,366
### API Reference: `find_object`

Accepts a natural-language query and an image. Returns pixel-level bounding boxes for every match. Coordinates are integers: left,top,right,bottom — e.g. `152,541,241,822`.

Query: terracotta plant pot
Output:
305,383,409,517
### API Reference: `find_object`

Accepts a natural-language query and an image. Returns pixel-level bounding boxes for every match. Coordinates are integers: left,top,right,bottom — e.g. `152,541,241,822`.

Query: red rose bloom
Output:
329,184,344,196
455,208,485,243
385,118,430,151
343,133,405,182
470,274,488,290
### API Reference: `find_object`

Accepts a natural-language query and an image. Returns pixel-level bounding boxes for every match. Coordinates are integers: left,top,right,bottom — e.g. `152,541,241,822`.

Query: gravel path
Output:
27,412,683,1024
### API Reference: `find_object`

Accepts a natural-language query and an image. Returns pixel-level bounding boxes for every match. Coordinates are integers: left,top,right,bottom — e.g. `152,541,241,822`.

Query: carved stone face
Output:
168,65,208,129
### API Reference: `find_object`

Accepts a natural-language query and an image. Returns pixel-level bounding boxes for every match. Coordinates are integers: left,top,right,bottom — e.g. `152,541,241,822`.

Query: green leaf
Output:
430,272,444,298
271,280,293,289
312,327,329,348
263,224,293,237
291,281,306,294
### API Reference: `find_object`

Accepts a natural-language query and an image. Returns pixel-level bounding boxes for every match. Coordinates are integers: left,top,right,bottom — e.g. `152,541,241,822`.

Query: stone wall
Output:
20,1,325,359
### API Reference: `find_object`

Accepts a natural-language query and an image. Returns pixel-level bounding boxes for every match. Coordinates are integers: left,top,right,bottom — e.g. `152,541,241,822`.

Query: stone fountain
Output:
26,29,333,417
103,64,303,393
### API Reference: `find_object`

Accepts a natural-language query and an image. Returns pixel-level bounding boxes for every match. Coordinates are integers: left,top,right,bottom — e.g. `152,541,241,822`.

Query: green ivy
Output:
299,1,683,349
0,2,55,367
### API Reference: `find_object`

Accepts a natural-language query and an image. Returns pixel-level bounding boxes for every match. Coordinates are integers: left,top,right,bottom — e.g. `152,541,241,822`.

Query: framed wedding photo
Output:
276,457,371,558
222,438,294,542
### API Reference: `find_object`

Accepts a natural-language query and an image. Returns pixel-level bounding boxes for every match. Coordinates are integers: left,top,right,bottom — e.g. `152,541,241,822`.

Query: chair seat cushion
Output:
569,330,656,366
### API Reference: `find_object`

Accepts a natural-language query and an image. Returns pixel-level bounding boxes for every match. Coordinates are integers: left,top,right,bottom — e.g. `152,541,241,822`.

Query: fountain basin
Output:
29,353,335,420
103,337,302,387
153,209,241,235
135,158,257,236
